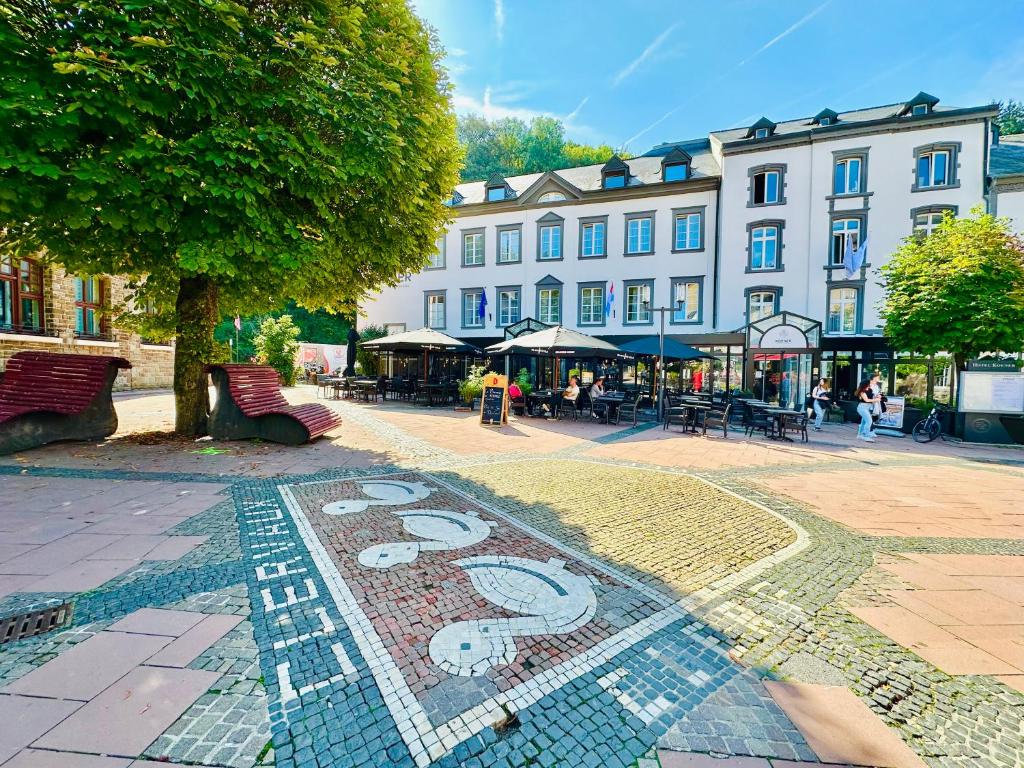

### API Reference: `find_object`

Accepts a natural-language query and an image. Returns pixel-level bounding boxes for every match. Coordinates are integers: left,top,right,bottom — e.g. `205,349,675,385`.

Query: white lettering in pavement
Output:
277,642,357,703
255,558,307,581
273,606,337,650
261,578,319,612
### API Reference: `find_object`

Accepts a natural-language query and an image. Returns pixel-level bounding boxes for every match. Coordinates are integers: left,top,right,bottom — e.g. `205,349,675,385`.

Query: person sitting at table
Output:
589,376,605,400
563,376,580,402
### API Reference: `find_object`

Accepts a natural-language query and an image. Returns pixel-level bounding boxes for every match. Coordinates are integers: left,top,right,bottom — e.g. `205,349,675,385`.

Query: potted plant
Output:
515,368,533,397
458,364,487,411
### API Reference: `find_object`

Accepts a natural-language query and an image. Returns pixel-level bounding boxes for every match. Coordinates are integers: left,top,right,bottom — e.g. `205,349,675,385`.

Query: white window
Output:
625,283,651,324
912,103,928,116
750,226,779,270
463,232,484,266
498,289,520,326
748,291,776,321
539,225,561,260
538,288,560,324
833,157,861,195
828,288,858,335
672,281,700,323
427,238,445,269
830,218,861,265
498,229,520,263
674,212,701,251
751,169,781,205
914,210,947,236
626,217,652,254
581,221,606,258
579,286,603,325
538,191,566,203
917,149,950,188
426,293,445,329
462,291,482,327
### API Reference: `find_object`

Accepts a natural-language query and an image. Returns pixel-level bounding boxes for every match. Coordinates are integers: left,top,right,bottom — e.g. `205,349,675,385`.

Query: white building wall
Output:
716,119,989,335
994,184,1024,234
362,188,719,339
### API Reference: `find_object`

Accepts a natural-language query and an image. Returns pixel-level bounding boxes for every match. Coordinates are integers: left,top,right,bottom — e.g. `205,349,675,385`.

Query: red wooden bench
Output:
0,351,131,454
206,364,341,445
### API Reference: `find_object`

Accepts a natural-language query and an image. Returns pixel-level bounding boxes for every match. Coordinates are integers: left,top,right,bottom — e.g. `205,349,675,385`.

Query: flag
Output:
844,237,868,279
234,315,241,331
605,281,615,318
478,288,488,319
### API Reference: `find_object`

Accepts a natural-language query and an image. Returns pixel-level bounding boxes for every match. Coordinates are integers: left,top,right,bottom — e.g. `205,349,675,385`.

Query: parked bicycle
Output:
912,404,948,443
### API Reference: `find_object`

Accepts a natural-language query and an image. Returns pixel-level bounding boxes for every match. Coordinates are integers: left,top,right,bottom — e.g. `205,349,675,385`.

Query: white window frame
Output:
673,212,701,251
830,218,861,265
498,228,520,264
827,287,858,335
579,286,603,325
462,290,483,328
498,288,520,326
581,221,606,258
833,157,861,195
426,293,446,329
626,217,652,255
748,291,777,322
751,169,781,205
671,280,700,324
917,149,951,188
914,211,945,236
625,283,652,324
539,225,561,260
537,287,561,324
537,191,566,203
463,232,484,266
750,226,779,270
427,237,445,269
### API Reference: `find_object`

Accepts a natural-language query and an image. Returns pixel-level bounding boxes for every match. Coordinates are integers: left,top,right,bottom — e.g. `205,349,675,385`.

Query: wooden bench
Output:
206,364,341,445
0,351,131,455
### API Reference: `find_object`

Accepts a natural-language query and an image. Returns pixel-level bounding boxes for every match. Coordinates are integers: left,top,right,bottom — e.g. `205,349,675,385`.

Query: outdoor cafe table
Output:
421,382,454,407
352,379,378,401
594,393,626,423
760,406,803,442
666,403,710,433
526,389,560,417
322,376,346,400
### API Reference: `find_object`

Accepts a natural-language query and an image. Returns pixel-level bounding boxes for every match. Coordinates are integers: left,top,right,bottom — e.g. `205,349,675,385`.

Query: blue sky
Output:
412,0,1024,153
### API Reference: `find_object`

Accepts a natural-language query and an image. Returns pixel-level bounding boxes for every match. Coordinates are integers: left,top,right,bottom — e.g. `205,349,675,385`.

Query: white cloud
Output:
448,47,468,58
452,86,554,123
494,0,505,43
612,24,679,87
565,96,589,124
623,107,680,149
736,0,832,68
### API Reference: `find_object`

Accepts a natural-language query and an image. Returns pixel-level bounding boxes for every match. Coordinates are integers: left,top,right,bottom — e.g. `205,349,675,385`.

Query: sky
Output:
412,0,1024,153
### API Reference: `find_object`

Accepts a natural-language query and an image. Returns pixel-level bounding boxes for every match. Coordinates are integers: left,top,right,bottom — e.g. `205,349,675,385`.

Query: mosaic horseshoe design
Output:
357,509,496,569
428,556,598,677
321,479,433,516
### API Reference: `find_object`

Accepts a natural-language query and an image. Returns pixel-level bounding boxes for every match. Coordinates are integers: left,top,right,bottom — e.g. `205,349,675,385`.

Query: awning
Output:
485,325,624,357
618,336,715,360
359,327,480,355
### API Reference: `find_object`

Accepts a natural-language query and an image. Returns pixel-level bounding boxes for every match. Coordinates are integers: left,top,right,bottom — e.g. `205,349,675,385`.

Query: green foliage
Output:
0,0,461,431
457,114,626,182
213,304,349,362
213,315,262,362
515,368,533,397
356,324,387,376
459,364,487,404
997,99,1024,135
253,315,301,385
879,208,1024,371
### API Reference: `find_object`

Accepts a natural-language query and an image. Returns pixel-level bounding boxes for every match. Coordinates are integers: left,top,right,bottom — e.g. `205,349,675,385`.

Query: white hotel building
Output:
362,93,1020,404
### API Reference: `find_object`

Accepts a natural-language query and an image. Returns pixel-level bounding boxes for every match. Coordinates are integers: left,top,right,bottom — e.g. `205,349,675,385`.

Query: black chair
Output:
558,397,578,421
315,373,331,399
612,395,642,426
744,404,772,437
510,394,526,417
699,404,731,438
783,411,809,442
663,406,691,432
576,387,593,418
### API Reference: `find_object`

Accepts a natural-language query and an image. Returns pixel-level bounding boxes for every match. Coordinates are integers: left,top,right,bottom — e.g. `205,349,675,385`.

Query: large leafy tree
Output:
0,0,461,434
879,209,1024,377
457,114,623,182
997,99,1024,135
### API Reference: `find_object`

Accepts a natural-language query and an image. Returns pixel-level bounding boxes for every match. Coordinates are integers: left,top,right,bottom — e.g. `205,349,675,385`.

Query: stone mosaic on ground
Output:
1,393,1024,767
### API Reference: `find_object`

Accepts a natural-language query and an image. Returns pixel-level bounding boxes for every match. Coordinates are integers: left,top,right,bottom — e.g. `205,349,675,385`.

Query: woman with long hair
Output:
855,378,880,442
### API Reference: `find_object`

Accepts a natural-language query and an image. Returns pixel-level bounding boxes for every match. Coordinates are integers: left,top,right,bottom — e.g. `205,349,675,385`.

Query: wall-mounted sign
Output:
754,324,810,350
967,359,1019,372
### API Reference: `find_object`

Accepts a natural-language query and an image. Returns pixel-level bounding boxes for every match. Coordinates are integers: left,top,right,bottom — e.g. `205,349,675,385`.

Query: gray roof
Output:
452,139,719,206
705,99,995,147
991,135,1024,178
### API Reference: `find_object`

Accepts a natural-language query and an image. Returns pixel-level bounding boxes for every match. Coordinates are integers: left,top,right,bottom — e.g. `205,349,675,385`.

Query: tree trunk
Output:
174,276,219,435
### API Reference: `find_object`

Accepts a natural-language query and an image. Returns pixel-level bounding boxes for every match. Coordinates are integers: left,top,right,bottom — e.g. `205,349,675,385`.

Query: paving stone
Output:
0,695,83,764
4,750,132,767
108,607,206,637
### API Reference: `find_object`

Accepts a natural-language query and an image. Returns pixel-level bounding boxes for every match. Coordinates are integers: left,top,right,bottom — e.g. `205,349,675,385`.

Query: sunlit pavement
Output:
1,386,1023,768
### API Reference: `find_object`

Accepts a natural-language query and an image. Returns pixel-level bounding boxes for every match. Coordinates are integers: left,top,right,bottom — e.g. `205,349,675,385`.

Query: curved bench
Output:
206,364,341,445
0,351,131,455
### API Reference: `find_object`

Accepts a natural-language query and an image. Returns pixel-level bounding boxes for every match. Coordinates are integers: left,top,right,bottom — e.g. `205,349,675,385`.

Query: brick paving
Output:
0,387,1022,767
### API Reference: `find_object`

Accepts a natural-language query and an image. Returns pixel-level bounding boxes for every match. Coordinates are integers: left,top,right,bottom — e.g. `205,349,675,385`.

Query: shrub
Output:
459,364,487,404
355,324,387,376
254,315,301,385
515,368,533,397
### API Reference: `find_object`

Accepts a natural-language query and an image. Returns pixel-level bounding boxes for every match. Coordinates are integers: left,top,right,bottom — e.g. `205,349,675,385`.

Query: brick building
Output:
0,256,175,389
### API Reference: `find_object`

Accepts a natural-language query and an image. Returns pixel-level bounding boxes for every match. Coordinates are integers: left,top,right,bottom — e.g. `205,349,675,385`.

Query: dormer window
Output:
538,191,566,203
660,146,692,182
811,108,839,128
483,173,514,203
486,186,507,202
746,117,777,140
819,117,831,126
446,190,464,207
601,155,630,189
899,91,940,117
912,104,929,116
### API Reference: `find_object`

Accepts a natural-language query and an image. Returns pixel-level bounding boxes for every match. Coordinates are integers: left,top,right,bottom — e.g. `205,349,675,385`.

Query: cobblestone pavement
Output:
0,389,1023,767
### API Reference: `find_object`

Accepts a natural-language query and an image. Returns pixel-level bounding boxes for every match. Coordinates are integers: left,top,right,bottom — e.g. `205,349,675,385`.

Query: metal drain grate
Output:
0,602,74,645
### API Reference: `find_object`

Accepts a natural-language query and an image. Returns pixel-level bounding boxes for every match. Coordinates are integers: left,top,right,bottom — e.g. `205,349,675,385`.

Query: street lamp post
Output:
643,300,683,419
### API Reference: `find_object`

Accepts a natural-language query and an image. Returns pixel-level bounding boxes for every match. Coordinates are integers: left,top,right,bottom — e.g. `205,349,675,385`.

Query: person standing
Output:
855,379,880,442
869,371,884,434
811,377,831,431
779,371,792,409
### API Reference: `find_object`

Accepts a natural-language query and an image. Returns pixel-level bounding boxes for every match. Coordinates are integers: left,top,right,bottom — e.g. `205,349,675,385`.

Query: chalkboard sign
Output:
480,373,508,426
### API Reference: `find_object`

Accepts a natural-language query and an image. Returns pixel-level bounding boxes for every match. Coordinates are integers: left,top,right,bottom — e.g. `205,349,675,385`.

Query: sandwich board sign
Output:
480,373,509,426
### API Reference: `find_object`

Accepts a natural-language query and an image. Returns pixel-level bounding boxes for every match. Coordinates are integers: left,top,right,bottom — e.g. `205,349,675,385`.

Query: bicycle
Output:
912,404,948,443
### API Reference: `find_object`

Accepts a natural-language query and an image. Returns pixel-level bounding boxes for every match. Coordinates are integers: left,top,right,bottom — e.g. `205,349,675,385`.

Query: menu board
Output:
877,395,906,430
480,373,508,426
959,372,1024,415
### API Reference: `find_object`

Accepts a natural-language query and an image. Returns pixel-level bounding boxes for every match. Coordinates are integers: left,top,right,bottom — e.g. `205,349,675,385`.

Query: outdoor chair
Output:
510,394,526,417
558,397,578,421
783,411,809,442
576,388,593,418
743,404,772,438
699,403,731,438
315,373,331,399
612,395,642,426
663,406,691,433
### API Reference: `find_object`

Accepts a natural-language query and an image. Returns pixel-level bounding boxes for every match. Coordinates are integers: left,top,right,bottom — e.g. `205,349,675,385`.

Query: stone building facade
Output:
0,260,174,390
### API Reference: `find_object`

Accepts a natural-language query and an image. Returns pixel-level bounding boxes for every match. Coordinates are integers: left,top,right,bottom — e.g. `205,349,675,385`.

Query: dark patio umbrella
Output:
359,327,479,355
619,336,714,360
485,325,622,358
344,327,360,376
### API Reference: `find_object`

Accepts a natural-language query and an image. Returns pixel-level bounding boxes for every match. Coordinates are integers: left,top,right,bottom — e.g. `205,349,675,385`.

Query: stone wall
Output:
0,265,175,390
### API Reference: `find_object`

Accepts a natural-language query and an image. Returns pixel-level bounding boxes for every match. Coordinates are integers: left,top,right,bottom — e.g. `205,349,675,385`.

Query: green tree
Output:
456,114,626,182
253,315,301,385
355,323,387,376
997,99,1024,135
879,209,1024,380
0,0,461,434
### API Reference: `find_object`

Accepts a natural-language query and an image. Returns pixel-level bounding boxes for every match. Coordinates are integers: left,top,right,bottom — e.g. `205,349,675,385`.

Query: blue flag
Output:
605,281,615,318
478,288,488,319
844,237,868,279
